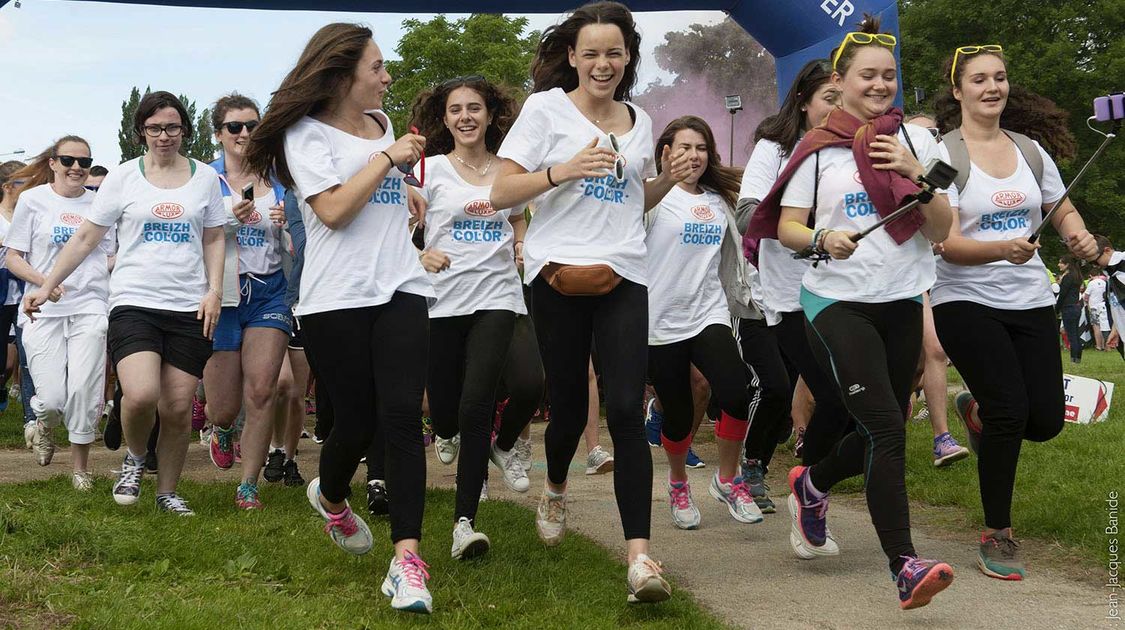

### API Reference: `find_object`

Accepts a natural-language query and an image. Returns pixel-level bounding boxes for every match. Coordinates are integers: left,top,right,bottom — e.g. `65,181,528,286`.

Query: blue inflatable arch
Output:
1,0,900,104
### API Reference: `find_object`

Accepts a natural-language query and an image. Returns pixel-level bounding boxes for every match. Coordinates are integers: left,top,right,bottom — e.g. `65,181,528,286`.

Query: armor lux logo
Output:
152,203,184,219
247,211,262,224
464,199,496,217
691,205,715,221
60,213,84,226
992,191,1026,208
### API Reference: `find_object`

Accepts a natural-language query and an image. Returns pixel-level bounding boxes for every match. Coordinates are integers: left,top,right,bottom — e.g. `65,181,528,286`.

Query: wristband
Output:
379,151,395,168
546,167,558,188
815,230,833,253
810,228,824,249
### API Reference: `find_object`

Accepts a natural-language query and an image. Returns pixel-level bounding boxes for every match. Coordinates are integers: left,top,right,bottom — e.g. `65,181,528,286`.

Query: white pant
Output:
22,313,108,445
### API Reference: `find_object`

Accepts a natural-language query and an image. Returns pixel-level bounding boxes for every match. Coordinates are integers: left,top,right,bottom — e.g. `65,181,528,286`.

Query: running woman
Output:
646,116,760,531
203,93,292,510
491,1,690,604
931,46,1098,579
6,137,112,488
408,75,526,559
0,160,33,447
26,91,226,516
243,23,435,614
748,15,956,609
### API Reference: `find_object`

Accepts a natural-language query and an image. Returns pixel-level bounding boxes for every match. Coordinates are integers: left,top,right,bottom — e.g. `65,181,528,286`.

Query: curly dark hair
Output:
530,1,641,101
408,77,518,155
934,49,1077,160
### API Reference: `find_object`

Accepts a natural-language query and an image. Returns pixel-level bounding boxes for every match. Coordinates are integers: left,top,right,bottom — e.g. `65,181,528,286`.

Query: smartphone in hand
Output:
241,183,254,201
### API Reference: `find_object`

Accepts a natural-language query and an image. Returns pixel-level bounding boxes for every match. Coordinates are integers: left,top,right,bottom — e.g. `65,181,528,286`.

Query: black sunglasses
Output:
56,155,93,169
440,74,486,89
223,120,259,135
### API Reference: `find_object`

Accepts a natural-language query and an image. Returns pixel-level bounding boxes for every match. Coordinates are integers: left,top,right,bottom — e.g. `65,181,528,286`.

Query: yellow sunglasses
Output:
951,44,1003,85
831,32,897,71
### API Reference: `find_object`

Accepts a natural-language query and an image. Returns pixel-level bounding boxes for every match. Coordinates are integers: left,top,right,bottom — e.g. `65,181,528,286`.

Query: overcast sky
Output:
0,0,727,165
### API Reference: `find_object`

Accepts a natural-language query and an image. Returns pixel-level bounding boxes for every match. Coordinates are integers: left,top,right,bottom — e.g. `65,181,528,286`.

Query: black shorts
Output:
108,306,213,378
287,313,305,350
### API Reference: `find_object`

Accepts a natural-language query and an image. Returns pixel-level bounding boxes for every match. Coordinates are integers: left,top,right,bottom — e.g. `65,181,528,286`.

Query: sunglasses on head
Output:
397,125,425,187
222,120,259,135
832,32,897,71
440,74,486,89
951,44,1003,85
608,133,625,181
55,155,93,169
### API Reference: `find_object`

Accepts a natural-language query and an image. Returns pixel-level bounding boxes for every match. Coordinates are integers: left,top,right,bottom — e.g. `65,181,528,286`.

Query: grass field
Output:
0,482,727,629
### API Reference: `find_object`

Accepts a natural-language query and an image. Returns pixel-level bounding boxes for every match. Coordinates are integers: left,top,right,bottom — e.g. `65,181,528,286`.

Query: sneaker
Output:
514,436,533,474
433,434,460,465
914,405,930,422
198,425,212,447
954,391,981,454
300,429,311,439
644,399,663,447
7,383,18,401
490,441,530,492
112,453,145,506
156,493,196,516
667,478,701,530
72,471,94,492
209,426,236,469
626,553,672,604
535,489,567,546
367,479,389,515
23,421,35,450
312,433,325,445
896,556,954,610
932,432,970,467
585,445,614,475
978,530,1026,580
786,466,840,558
793,426,806,458
306,477,373,555
740,459,776,514
191,395,207,432
684,447,705,469
32,420,55,466
282,459,305,487
144,450,159,474
708,473,764,524
236,481,263,510
263,449,286,483
451,516,490,560
380,551,433,614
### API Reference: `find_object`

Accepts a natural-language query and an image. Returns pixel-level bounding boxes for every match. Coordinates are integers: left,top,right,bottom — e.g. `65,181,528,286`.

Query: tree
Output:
116,87,217,163
899,0,1125,256
117,86,149,161
384,14,539,134
633,18,777,167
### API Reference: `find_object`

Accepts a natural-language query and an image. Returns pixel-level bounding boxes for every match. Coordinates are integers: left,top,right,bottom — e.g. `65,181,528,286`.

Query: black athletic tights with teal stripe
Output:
804,298,922,574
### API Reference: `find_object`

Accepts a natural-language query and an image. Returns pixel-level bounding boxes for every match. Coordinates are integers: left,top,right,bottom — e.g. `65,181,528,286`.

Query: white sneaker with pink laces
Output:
306,477,373,555
381,551,433,614
668,478,700,530
627,553,671,604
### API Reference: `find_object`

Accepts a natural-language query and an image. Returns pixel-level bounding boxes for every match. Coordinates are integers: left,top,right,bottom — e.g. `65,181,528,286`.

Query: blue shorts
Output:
213,270,292,351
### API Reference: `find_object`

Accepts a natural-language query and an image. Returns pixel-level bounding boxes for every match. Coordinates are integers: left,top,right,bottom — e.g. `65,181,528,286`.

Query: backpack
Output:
941,128,1044,193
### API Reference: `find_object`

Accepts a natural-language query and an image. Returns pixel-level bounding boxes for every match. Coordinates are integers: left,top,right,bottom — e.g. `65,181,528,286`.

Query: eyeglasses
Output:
608,132,625,181
440,74,485,89
398,125,425,187
84,185,100,192
55,155,93,169
222,120,259,135
832,32,897,71
143,124,184,138
951,44,1003,85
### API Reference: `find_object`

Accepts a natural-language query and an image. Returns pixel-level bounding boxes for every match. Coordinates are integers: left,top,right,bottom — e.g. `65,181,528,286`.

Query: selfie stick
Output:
1029,117,1120,243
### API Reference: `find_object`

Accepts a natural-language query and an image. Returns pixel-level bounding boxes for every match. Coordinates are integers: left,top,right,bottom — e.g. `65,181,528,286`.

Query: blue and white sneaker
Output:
685,447,705,469
644,399,663,447
786,465,840,558
896,556,954,610
708,473,764,524
381,551,434,614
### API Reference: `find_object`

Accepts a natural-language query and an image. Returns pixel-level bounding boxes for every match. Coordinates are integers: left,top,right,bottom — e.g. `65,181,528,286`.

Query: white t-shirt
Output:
0,213,21,306
1084,276,1107,308
931,140,1063,310
284,115,434,316
232,192,284,277
779,124,942,303
87,158,227,312
7,185,115,325
417,155,525,318
740,138,809,324
497,88,657,286
645,185,731,345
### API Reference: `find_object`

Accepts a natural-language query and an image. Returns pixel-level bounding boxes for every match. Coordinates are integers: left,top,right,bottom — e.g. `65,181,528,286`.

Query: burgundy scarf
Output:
744,107,924,266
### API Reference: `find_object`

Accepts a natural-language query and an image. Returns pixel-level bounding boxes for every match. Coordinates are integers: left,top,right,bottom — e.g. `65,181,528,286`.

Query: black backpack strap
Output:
900,123,920,159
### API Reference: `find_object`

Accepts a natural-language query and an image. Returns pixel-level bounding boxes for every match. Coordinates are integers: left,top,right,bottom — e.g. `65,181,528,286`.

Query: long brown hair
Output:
754,59,833,157
655,116,743,210
408,77,517,155
244,23,374,189
9,135,90,193
530,1,641,101
0,160,27,206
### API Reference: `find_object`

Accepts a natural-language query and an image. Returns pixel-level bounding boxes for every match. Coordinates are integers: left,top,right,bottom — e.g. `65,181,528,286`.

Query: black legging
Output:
494,312,544,452
735,318,789,471
531,276,651,541
650,323,749,448
428,310,515,523
933,302,1063,530
301,292,428,543
774,311,853,466
1059,304,1083,362
805,299,922,573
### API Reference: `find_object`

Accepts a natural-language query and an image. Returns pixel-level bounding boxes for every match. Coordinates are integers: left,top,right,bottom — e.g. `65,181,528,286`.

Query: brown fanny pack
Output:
541,262,622,296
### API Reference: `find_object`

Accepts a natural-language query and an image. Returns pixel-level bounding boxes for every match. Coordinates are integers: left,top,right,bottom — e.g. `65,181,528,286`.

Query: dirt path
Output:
0,424,1109,629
